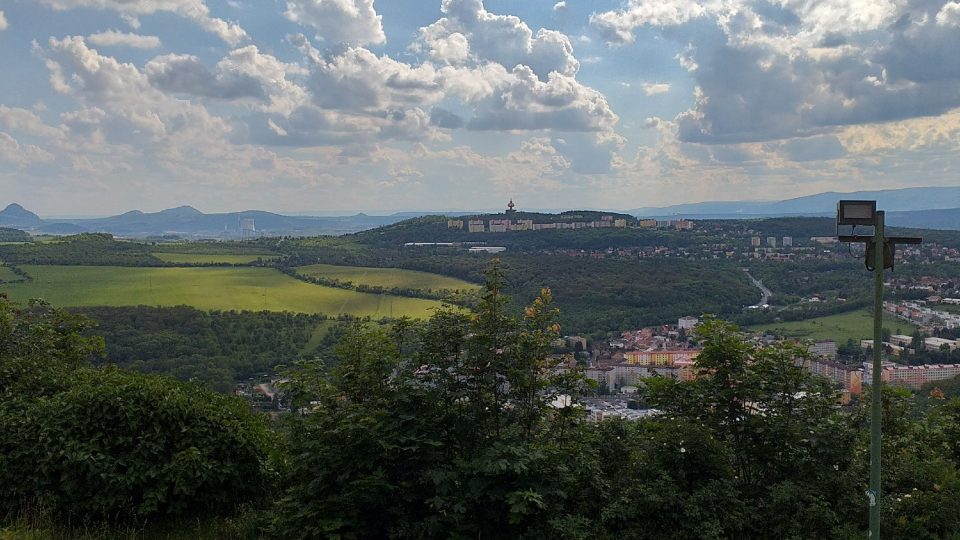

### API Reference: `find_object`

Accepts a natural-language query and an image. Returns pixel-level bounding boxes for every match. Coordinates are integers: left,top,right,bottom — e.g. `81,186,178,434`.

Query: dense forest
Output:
3,269,960,538
275,238,756,333
0,227,29,243
0,234,279,267
74,306,326,393
0,234,164,266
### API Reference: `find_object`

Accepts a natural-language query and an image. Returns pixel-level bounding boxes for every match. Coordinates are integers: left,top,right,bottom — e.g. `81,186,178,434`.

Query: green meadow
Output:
153,252,278,264
750,309,918,343
0,265,20,281
296,263,480,292
0,265,444,319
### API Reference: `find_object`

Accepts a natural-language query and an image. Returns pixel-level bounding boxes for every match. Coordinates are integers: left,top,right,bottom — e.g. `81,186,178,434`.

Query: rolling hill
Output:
630,186,960,222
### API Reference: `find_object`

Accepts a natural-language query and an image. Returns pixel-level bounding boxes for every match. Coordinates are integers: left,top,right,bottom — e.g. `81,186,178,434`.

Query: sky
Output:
1,0,959,215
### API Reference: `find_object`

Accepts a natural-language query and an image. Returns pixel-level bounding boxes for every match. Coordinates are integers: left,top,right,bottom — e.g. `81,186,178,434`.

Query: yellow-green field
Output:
750,309,918,343
0,265,445,319
154,252,278,264
296,263,479,292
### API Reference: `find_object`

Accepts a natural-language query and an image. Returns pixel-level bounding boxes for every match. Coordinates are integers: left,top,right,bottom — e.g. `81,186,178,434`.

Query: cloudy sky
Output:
1,0,959,215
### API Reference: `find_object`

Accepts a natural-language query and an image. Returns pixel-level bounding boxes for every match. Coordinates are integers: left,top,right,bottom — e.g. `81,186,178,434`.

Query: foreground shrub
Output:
0,366,273,522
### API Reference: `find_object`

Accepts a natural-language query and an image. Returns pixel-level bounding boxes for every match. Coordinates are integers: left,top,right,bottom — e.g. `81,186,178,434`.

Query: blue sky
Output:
1,0,959,215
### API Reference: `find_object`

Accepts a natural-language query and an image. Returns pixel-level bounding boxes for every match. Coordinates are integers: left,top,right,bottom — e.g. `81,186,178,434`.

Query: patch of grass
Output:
935,304,960,315
296,263,480,292
0,265,20,281
302,320,337,354
750,309,918,343
153,253,277,265
0,266,445,319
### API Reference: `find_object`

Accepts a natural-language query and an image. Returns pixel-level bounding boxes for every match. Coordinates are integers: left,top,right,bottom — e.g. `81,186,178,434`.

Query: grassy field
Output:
154,252,277,264
750,309,918,343
0,265,20,281
296,263,480,292
0,265,445,319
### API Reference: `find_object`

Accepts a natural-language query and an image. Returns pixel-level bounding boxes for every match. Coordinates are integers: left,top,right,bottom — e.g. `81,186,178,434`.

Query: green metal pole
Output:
870,210,885,538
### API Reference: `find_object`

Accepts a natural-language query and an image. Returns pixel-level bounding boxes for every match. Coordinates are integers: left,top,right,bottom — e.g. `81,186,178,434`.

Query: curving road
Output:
742,268,772,308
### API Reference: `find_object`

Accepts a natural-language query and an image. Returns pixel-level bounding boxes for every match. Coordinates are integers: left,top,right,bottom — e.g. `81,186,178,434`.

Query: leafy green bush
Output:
0,295,275,525
0,297,104,399
0,367,273,522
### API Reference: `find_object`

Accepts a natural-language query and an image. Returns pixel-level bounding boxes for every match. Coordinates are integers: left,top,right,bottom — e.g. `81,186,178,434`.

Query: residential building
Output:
488,219,511,233
925,337,959,351
860,340,907,354
678,316,699,330
468,220,485,233
566,335,588,350
863,361,960,390
512,219,533,231
623,349,700,366
890,335,914,347
798,358,863,395
807,340,838,360
783,236,793,247
585,366,615,390
468,246,506,254
766,236,777,248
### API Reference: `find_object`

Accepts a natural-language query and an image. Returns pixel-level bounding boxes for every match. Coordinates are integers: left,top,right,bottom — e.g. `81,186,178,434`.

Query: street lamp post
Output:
869,210,884,537
837,201,921,539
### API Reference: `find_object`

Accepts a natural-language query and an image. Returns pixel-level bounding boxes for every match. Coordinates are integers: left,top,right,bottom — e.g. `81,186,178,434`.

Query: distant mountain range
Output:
2,186,960,237
630,186,960,217
0,204,452,238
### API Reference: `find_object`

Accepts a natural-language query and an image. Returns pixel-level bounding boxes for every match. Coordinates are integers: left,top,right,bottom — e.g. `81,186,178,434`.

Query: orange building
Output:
624,349,700,367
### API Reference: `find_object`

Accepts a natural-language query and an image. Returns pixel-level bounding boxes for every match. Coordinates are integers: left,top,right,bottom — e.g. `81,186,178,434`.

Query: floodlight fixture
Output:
837,200,877,226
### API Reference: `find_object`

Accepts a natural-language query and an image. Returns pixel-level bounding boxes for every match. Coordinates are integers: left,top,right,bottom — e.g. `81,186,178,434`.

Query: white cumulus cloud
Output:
284,0,385,46
937,1,960,26
0,11,8,31
146,46,307,113
467,65,618,132
88,30,161,48
591,0,960,144
642,82,671,96
0,132,55,167
36,0,247,45
419,0,579,79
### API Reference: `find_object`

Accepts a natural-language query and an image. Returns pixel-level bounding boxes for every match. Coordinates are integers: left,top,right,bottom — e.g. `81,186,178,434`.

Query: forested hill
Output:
0,227,29,243
274,219,759,334
353,215,960,250
354,214,690,251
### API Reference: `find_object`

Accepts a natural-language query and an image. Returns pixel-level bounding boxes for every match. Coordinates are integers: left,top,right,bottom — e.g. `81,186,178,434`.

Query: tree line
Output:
0,227,30,243
71,305,327,393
